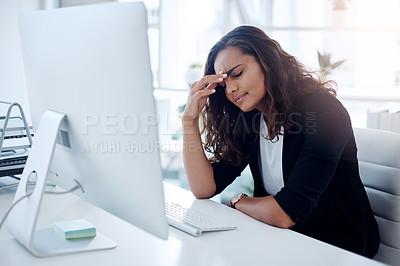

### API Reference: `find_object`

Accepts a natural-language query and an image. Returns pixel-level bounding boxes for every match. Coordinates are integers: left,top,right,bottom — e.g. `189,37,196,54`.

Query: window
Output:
122,0,400,193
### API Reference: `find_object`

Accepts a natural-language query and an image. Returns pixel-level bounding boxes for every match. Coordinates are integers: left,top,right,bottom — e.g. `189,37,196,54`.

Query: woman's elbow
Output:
191,187,215,199
275,218,296,229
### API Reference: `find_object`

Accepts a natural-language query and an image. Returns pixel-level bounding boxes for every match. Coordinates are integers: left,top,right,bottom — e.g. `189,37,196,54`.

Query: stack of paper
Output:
54,219,97,240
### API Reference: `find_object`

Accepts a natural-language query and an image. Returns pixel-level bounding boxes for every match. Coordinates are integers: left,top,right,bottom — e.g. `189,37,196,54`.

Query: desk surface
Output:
0,181,384,266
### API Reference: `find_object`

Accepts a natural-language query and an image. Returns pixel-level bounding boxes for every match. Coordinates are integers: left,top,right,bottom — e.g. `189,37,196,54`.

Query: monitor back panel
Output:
19,2,168,240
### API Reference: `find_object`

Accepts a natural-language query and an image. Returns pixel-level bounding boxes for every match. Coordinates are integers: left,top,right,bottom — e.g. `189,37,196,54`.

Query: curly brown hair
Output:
201,25,336,166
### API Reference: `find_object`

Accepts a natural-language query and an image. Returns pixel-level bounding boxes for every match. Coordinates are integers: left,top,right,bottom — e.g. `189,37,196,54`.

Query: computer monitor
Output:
7,2,169,257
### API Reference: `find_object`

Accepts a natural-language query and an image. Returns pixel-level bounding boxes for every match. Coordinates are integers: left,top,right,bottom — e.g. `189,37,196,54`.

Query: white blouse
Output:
259,117,284,196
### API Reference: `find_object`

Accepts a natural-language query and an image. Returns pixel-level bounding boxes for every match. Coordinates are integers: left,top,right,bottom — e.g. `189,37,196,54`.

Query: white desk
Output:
0,181,384,266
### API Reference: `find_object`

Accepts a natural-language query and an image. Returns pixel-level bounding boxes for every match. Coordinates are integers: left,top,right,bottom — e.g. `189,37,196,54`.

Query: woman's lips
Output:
234,93,247,103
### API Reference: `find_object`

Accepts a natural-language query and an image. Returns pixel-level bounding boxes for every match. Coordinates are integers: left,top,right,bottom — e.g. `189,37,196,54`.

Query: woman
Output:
182,25,379,258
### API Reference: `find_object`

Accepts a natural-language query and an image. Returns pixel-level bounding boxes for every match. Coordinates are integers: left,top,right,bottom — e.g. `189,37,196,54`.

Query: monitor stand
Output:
7,110,117,257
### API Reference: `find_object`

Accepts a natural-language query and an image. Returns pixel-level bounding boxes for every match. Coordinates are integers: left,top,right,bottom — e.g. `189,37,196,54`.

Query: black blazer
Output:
211,90,380,258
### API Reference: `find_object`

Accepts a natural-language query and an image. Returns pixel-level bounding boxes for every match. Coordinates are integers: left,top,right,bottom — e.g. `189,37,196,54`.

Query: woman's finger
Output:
205,82,218,91
194,87,216,99
190,80,199,90
190,73,227,94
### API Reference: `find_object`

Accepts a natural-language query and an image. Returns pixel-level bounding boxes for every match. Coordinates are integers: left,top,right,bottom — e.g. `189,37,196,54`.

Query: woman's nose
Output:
225,81,238,95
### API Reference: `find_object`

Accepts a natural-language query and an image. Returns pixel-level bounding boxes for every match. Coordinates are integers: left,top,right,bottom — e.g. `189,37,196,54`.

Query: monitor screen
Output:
17,2,168,241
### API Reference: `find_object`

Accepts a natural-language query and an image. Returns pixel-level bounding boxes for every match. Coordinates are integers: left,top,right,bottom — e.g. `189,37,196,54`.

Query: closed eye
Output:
218,71,242,88
233,71,242,78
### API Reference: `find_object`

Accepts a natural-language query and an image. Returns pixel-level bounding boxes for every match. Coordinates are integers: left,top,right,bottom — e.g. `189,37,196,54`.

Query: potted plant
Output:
317,50,346,79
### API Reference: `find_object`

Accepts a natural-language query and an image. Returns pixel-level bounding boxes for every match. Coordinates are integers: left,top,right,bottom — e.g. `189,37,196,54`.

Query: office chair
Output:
353,127,400,265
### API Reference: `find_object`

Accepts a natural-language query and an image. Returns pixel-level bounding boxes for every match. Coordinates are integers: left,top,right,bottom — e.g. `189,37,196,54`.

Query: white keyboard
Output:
165,202,237,237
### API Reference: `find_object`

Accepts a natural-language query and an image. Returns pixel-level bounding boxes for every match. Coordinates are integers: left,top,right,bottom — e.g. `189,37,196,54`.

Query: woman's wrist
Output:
182,113,198,122
228,193,248,209
182,115,199,130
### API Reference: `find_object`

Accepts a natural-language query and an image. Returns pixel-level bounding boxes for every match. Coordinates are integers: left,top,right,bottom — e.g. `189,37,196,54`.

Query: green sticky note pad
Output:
54,219,97,240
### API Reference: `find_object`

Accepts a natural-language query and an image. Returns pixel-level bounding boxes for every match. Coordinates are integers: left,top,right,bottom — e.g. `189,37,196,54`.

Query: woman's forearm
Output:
234,196,295,229
180,73,226,198
182,117,216,198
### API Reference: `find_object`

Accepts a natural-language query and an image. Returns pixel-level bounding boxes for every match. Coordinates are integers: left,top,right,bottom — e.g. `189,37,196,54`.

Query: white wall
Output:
0,0,44,122
0,0,106,122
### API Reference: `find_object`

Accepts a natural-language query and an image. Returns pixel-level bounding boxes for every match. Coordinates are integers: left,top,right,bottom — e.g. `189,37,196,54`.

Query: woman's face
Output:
214,46,266,113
